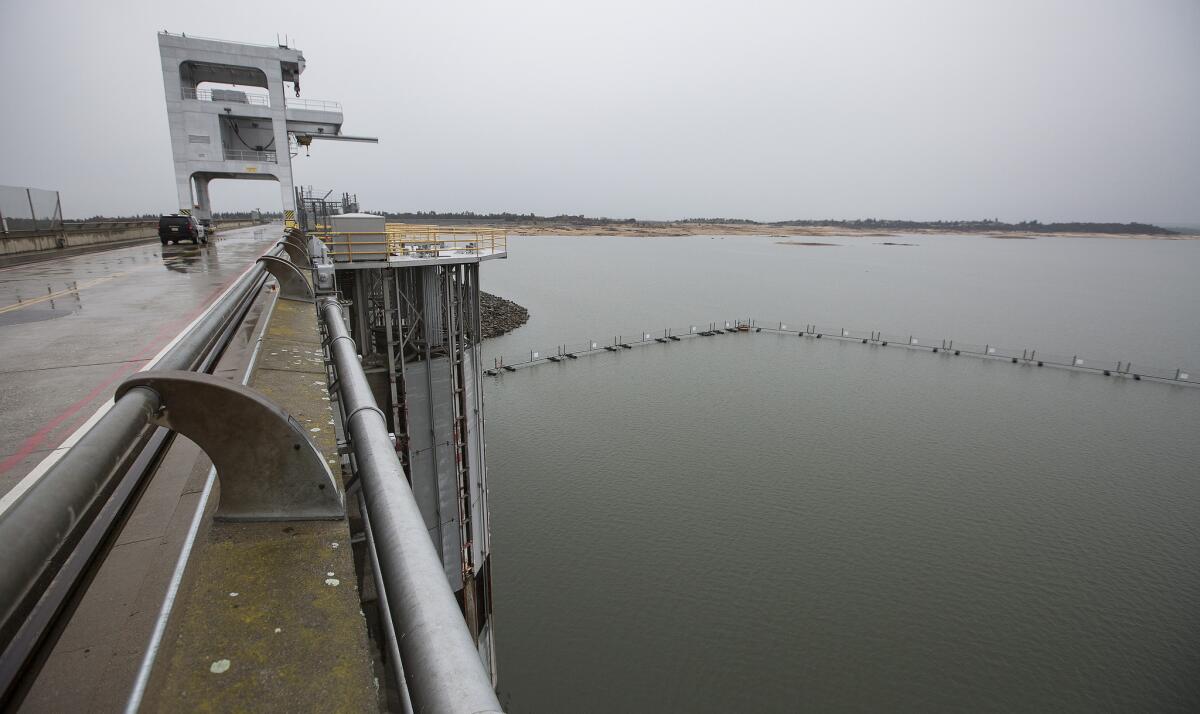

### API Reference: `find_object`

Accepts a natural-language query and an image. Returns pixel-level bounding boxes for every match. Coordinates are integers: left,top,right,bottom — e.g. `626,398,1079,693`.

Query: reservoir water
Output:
480,234,1200,712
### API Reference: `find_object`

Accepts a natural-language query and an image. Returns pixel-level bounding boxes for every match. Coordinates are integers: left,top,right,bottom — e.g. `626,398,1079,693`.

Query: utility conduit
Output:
319,297,503,714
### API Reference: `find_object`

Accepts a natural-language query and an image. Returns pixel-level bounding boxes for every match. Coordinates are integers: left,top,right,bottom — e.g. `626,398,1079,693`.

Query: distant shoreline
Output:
496,223,1199,240
374,213,1193,239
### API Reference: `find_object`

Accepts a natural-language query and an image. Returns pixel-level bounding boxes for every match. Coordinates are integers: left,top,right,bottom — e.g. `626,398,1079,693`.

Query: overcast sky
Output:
1,0,1197,222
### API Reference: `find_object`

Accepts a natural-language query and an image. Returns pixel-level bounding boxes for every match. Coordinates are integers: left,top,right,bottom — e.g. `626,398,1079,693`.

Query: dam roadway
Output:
0,220,505,712
0,224,364,712
0,224,280,494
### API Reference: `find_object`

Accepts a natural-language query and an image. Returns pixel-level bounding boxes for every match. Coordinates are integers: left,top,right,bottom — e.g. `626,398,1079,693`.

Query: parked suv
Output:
158,214,207,245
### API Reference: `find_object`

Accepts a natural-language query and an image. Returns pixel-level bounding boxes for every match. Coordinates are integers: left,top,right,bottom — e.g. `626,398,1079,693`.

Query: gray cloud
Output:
1,0,1197,222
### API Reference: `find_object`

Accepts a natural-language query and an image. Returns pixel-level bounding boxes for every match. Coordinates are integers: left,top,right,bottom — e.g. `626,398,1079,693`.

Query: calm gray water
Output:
480,234,1200,712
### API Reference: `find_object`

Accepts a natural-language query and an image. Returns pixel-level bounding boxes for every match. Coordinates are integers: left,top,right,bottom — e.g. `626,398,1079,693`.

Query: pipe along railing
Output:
0,243,285,707
320,297,503,714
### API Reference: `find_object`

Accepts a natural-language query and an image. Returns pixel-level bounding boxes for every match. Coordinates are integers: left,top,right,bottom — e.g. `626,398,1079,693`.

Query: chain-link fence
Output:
0,185,63,234
485,318,1198,387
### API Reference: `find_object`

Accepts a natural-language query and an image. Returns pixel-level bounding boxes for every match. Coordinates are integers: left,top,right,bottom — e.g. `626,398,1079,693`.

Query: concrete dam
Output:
0,33,502,713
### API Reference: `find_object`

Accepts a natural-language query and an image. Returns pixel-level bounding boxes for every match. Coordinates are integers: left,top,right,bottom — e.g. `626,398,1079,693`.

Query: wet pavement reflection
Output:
0,224,282,494
0,281,86,326
160,243,220,275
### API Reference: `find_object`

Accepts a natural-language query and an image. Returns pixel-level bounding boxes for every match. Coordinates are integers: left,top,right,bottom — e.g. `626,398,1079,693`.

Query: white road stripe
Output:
124,289,279,714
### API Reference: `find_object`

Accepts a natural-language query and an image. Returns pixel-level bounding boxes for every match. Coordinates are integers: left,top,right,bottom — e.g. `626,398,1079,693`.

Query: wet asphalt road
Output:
0,224,282,497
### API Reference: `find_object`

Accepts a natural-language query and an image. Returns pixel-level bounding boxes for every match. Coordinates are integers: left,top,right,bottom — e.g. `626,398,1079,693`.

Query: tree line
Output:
64,209,1175,235
374,211,1175,235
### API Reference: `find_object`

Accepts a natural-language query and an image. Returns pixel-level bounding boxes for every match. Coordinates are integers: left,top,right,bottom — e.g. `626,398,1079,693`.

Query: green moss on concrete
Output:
147,295,378,712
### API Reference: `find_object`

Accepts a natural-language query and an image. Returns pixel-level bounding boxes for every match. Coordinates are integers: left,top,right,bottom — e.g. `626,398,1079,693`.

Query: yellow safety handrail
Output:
313,224,507,261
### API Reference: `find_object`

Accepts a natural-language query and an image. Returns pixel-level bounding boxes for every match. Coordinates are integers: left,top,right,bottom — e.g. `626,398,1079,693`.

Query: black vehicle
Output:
158,214,207,245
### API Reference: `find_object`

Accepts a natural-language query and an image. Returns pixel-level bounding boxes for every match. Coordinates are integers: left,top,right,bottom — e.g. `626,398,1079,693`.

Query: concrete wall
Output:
0,220,264,256
159,34,299,219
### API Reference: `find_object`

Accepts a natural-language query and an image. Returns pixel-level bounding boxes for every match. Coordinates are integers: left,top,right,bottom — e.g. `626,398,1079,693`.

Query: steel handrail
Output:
285,97,342,112
224,148,277,162
320,298,502,714
181,86,271,106
158,31,290,50
356,490,415,714
0,244,284,706
314,229,507,261
180,87,270,106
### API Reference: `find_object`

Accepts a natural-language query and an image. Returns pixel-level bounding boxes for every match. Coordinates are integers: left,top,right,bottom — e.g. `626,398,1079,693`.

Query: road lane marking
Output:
0,273,124,314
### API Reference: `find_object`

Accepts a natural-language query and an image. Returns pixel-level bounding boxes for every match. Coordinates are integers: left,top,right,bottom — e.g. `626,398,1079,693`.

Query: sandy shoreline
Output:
497,223,1199,240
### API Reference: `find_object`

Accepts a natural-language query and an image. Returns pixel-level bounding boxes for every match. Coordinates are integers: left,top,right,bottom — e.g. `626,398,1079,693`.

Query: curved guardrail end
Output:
276,239,310,266
257,254,314,302
116,371,344,522
284,230,308,251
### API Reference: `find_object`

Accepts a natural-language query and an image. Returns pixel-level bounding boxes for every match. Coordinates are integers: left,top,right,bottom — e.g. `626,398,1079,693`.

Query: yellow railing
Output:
386,224,507,256
315,224,507,261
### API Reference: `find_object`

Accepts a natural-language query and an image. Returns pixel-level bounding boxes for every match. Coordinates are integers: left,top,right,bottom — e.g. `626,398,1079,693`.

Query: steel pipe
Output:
357,490,415,714
320,298,502,714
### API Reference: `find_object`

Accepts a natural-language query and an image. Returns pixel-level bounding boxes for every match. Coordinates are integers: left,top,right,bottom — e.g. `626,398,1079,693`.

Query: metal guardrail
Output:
286,97,342,112
315,225,507,261
178,88,339,113
61,219,156,230
159,31,291,50
223,148,277,163
1,185,62,235
181,86,271,106
319,298,503,714
0,220,269,240
0,244,284,706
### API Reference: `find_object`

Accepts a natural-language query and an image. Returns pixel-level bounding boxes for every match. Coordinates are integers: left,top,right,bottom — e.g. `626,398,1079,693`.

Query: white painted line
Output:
0,403,116,515
124,289,278,714
122,465,214,713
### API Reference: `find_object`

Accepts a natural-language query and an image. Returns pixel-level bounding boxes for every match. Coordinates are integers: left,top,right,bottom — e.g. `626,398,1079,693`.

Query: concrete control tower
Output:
158,32,374,226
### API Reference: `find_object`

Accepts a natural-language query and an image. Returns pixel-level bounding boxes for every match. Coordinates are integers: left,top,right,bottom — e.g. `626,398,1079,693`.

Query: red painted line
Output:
0,361,145,475
0,268,259,476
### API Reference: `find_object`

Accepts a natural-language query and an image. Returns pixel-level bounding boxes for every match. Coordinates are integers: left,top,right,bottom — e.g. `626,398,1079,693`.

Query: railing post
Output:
26,189,37,232
114,372,343,521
